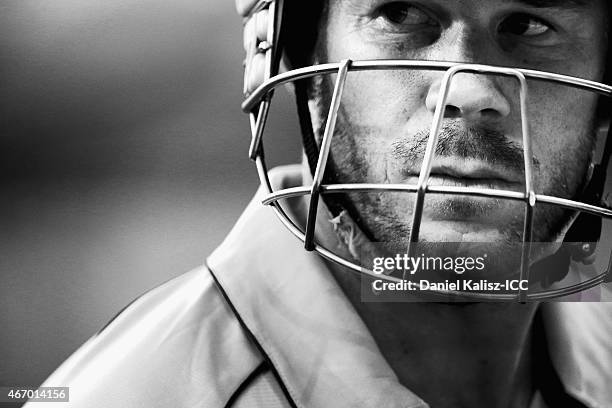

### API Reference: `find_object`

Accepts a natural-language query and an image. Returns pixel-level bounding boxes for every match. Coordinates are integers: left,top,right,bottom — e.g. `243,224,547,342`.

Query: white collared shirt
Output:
31,165,612,408
209,165,612,408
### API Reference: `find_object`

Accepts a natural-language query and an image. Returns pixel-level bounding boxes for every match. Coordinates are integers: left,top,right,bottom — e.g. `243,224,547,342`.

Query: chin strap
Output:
294,79,345,218
295,81,319,177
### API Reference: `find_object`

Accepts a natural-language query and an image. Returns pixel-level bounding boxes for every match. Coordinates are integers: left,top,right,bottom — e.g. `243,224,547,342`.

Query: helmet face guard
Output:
239,0,612,302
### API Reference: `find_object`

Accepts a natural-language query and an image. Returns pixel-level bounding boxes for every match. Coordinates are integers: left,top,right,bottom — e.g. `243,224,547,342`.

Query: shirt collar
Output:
540,302,612,408
208,165,612,408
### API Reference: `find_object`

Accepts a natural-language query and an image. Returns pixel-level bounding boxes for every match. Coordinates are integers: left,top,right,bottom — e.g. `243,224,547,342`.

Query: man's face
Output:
310,0,608,271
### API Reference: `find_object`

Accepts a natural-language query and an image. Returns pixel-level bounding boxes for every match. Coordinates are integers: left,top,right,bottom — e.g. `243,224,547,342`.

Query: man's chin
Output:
418,220,515,243
369,223,526,280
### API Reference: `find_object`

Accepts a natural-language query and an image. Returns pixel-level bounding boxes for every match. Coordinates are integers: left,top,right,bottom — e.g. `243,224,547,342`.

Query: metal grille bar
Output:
244,59,612,301
304,59,351,250
248,97,271,160
243,60,612,112
261,185,612,219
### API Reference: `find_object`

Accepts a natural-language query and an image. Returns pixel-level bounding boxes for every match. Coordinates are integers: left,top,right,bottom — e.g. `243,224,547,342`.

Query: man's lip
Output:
431,164,520,183
404,161,523,186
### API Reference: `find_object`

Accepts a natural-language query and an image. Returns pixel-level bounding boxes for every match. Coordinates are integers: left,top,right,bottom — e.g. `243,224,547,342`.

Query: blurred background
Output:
0,0,300,392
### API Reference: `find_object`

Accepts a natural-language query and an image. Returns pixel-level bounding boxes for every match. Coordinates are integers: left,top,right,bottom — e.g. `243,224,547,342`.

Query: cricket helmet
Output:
235,0,612,301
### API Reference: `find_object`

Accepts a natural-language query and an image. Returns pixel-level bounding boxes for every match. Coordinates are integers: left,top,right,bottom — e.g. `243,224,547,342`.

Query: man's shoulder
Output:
31,266,264,408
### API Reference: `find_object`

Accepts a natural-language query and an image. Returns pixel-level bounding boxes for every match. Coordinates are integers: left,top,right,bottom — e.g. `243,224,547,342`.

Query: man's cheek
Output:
536,139,590,198
343,74,416,121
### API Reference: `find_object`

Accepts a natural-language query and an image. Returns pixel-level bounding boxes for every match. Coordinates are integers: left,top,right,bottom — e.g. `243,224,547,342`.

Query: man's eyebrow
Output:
507,0,589,9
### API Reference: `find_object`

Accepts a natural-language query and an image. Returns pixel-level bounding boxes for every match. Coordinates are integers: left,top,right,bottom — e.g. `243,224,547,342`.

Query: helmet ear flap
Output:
534,213,601,289
564,213,601,261
532,245,571,288
561,126,609,264
540,121,612,286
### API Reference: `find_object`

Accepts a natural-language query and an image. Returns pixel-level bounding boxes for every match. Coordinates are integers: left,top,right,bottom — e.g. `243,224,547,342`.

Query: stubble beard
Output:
306,74,594,278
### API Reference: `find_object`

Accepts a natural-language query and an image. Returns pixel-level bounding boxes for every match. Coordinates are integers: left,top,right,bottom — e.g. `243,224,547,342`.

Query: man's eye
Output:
378,2,435,26
499,14,552,37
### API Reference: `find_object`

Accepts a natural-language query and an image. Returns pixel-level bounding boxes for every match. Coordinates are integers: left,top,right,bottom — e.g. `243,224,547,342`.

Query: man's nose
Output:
425,72,512,121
